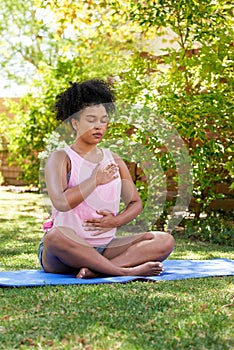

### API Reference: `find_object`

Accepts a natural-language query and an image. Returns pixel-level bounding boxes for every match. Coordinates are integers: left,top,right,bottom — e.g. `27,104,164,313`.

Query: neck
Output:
71,142,98,155
71,142,103,163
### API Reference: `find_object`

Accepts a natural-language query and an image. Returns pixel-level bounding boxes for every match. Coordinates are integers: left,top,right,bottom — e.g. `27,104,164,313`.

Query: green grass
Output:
0,188,233,350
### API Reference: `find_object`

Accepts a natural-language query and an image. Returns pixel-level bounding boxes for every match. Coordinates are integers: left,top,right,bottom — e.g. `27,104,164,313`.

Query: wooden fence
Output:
0,98,25,185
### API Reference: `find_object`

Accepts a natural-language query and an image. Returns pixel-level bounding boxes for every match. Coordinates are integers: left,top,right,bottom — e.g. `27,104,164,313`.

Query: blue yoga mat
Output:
0,259,233,287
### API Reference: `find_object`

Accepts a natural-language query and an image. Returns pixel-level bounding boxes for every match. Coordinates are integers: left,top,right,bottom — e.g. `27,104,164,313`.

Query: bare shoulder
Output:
47,148,68,161
46,148,70,171
111,151,132,179
111,151,125,166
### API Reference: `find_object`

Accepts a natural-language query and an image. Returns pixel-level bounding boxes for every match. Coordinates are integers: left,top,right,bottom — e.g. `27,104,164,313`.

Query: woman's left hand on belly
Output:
82,210,116,236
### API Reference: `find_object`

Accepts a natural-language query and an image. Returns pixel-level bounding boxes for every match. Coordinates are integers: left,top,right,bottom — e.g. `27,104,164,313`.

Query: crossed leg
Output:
78,231,174,278
42,227,174,279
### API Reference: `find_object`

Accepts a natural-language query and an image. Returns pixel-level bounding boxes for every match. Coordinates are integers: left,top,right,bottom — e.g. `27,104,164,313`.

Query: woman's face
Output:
72,104,108,144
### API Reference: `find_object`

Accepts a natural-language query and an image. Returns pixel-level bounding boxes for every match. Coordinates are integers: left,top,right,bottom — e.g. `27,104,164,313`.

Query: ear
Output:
71,118,78,131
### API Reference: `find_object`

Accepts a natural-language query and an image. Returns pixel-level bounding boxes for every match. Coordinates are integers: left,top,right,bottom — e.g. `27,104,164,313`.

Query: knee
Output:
44,228,61,249
44,227,88,250
155,231,174,257
164,232,175,253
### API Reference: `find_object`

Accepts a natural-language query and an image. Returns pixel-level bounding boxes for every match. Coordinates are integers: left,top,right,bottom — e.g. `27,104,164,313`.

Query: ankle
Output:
120,267,131,276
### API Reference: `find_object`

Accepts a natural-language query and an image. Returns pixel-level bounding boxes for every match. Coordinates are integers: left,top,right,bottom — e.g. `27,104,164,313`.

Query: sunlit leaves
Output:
0,0,233,217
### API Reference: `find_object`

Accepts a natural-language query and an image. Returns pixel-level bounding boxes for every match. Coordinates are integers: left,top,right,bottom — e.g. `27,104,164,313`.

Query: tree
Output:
127,0,234,216
0,0,233,228
0,0,61,85
1,0,147,184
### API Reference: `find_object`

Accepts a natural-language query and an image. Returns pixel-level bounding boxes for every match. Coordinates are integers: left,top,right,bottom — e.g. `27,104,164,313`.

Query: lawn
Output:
0,188,233,350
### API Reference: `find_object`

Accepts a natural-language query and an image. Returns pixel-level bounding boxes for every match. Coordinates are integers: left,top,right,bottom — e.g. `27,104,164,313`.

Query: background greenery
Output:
0,0,233,236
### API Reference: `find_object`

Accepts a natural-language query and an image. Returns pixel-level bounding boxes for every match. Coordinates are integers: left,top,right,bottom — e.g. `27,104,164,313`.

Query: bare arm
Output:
45,150,118,212
113,153,142,226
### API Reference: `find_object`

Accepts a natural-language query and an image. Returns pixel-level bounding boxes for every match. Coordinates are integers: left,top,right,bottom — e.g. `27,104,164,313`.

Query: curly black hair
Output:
54,79,115,121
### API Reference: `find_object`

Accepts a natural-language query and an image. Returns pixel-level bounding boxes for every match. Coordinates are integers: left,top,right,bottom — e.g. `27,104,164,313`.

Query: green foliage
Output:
4,83,60,185
0,0,146,185
0,0,233,221
128,0,234,215
176,213,234,246
0,0,61,85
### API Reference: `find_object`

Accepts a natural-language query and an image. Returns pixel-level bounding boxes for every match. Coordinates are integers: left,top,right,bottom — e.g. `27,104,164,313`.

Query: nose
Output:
94,119,102,128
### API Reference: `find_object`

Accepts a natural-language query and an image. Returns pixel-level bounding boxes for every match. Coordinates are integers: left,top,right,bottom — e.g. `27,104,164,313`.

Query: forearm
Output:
114,200,142,227
51,175,97,212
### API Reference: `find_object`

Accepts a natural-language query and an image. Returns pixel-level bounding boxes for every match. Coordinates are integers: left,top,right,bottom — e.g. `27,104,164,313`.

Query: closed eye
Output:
101,116,108,123
86,116,95,123
86,115,108,123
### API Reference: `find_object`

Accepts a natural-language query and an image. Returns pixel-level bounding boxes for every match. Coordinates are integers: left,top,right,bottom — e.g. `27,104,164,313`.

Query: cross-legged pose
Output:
38,79,174,278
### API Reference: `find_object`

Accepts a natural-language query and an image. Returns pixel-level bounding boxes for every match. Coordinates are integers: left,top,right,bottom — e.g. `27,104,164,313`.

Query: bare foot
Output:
127,261,164,276
76,267,98,279
76,261,164,279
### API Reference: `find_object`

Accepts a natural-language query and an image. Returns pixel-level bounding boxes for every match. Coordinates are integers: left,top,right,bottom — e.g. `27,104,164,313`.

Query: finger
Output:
83,219,101,224
96,210,112,216
83,226,103,231
104,163,119,173
83,222,101,228
106,162,116,169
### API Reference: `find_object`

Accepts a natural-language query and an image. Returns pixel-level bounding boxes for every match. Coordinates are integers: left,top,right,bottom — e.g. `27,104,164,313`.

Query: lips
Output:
92,132,102,138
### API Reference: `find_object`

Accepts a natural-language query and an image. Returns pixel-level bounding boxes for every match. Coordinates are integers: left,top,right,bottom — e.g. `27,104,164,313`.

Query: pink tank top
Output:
47,146,121,246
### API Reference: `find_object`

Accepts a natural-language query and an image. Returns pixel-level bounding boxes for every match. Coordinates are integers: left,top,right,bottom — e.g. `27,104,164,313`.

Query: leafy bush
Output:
128,0,233,217
175,212,234,246
0,0,233,230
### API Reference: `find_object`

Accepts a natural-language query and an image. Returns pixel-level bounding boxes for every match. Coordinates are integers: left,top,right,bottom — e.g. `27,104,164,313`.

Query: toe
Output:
76,268,86,278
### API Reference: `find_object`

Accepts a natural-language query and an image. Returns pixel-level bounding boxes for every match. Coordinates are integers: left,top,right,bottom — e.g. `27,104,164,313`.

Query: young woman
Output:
38,79,174,278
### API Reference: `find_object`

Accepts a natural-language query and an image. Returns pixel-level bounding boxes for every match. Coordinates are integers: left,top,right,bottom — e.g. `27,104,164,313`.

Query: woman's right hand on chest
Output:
93,162,119,186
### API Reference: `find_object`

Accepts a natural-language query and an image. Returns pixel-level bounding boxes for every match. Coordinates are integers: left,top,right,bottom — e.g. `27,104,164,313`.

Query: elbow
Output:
52,202,71,212
133,198,143,216
51,197,73,212
138,200,143,215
